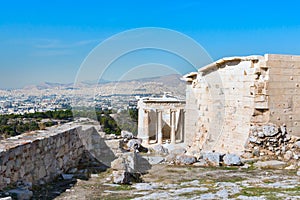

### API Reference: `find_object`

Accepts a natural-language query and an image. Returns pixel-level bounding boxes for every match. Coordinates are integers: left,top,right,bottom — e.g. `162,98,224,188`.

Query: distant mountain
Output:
23,82,71,90
98,74,186,98
134,74,184,86
107,74,183,85
21,74,186,98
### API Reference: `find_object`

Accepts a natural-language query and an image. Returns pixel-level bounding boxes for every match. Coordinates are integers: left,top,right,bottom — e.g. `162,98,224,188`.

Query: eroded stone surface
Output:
254,160,286,169
223,154,242,166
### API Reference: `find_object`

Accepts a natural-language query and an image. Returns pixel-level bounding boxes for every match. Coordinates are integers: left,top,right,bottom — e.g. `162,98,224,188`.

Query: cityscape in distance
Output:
0,74,185,115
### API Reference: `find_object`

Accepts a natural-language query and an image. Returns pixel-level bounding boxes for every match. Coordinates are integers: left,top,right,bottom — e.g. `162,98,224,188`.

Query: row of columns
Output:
143,109,177,145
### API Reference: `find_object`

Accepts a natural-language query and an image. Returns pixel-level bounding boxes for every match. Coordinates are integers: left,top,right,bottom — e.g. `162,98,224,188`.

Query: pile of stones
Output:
246,123,300,161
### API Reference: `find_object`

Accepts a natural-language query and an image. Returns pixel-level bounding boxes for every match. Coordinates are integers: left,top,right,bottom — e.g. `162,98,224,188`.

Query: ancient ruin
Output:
1,54,300,199
183,54,300,156
138,54,300,158
137,92,185,145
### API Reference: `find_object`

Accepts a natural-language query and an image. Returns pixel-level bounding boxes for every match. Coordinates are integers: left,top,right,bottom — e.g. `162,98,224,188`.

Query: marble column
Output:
170,109,176,144
144,109,150,144
157,110,163,144
181,109,185,143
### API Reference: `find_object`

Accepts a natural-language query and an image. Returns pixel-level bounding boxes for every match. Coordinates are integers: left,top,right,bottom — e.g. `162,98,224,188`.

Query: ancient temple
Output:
137,93,185,145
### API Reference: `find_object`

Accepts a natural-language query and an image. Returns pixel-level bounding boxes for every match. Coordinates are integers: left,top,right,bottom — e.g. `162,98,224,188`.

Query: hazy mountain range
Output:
21,74,186,98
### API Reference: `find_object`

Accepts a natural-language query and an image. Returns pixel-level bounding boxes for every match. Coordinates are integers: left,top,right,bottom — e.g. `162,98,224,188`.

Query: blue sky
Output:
1,0,300,88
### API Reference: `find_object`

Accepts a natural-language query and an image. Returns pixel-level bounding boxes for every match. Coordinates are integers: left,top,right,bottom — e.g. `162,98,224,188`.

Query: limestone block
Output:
290,127,300,137
269,75,297,82
112,170,134,184
150,144,169,155
254,101,269,109
175,154,197,165
38,167,47,178
202,152,221,166
268,81,296,89
262,125,279,137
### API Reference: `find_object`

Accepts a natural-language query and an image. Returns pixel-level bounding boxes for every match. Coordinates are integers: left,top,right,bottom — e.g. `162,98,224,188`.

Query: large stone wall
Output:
185,57,264,154
0,122,100,190
184,54,300,155
266,54,300,137
184,73,200,145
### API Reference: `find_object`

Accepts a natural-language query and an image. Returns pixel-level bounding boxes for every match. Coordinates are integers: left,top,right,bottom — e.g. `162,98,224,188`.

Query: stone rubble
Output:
1,121,300,199
246,123,300,163
149,144,169,155
7,189,33,200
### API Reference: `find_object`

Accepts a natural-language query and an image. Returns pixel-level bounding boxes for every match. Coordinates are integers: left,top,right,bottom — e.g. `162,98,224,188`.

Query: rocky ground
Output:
51,164,300,200
2,128,300,200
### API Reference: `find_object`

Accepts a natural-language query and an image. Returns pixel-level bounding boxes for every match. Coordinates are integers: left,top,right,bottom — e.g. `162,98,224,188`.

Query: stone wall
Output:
0,122,99,190
266,54,300,137
184,73,200,145
185,57,266,154
184,54,300,156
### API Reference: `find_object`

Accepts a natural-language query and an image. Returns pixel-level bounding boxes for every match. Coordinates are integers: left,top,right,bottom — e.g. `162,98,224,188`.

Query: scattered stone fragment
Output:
16,181,32,190
223,154,242,166
121,130,134,140
175,154,197,165
257,132,265,138
126,139,142,152
202,152,221,166
263,124,279,137
67,167,77,174
193,159,208,167
150,144,169,155
0,197,12,200
90,174,99,178
169,147,186,155
284,150,293,161
8,189,33,200
252,146,260,157
240,163,250,169
111,153,135,172
61,174,74,180
111,152,151,184
294,141,300,148
141,156,165,165
112,170,132,184
164,147,187,163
